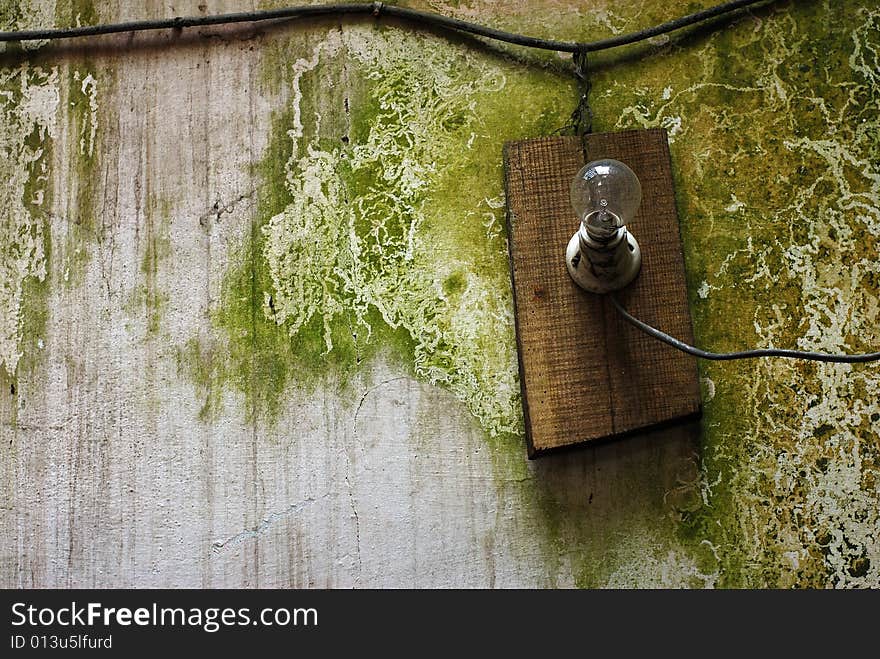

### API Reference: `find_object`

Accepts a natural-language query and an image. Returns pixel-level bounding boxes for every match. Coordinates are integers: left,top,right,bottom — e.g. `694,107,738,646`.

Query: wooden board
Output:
504,129,701,457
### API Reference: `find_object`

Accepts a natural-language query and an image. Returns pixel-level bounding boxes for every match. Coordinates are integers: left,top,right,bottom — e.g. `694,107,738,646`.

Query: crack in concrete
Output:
197,188,258,229
352,377,413,428
345,375,420,581
343,472,363,583
211,492,330,553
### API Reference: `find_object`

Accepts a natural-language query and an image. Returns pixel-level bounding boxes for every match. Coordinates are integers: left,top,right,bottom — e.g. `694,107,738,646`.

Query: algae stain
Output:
1,1,114,379
58,62,101,289
1,1,56,53
181,13,715,587
256,28,572,435
0,1,64,386
0,61,58,377
597,1,880,586
232,17,712,587
52,1,111,292
183,26,574,427
179,89,416,423
56,0,97,30
125,195,171,337
178,2,877,587
391,0,879,589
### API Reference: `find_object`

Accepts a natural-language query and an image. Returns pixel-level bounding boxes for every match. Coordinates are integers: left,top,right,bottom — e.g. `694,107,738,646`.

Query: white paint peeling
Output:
661,115,683,141
0,0,56,52
725,194,745,213
78,72,98,157
0,65,59,375
727,10,880,587
602,529,718,588
263,28,521,436
701,376,716,402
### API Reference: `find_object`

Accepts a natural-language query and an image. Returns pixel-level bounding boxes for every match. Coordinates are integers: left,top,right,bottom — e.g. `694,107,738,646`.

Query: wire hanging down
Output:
610,296,880,364
0,0,773,51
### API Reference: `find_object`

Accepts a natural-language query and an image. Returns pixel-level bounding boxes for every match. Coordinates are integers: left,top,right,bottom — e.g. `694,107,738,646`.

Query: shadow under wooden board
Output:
504,128,701,458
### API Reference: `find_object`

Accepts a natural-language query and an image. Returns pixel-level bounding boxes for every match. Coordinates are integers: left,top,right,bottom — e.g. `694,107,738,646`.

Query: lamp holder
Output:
566,224,641,294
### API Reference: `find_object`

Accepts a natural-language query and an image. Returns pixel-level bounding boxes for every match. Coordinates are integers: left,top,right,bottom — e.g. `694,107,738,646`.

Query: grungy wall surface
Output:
1,0,878,587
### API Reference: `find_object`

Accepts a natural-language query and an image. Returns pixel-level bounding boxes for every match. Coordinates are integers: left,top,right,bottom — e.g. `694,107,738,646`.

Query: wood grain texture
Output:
505,130,701,456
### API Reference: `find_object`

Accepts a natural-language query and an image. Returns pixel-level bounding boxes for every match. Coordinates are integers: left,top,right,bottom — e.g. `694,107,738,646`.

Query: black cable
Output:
0,1,773,53
609,295,880,364
570,50,593,135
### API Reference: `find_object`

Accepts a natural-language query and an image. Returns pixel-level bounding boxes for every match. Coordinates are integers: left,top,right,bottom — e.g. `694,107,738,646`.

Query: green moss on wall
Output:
59,62,100,288
0,1,115,379
123,196,172,337
50,2,109,294
588,0,880,587
55,0,97,28
178,52,419,422
0,62,56,377
182,25,574,428
184,1,879,587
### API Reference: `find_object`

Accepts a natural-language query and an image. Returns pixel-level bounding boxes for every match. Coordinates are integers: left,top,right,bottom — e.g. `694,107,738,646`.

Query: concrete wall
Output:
1,0,878,587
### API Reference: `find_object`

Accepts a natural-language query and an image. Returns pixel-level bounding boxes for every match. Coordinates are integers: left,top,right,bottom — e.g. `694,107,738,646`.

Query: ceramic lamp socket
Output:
566,224,641,294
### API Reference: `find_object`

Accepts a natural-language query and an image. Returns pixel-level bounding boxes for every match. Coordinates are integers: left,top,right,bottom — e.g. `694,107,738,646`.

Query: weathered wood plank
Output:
505,130,701,456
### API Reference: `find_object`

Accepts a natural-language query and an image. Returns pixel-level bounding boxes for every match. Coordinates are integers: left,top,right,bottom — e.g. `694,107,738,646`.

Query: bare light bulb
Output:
570,159,642,242
566,158,643,294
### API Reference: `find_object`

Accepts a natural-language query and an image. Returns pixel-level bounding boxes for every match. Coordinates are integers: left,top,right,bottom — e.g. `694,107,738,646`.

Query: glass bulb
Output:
570,159,642,241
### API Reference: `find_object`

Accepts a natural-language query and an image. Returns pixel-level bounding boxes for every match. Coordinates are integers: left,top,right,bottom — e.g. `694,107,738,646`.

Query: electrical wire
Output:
609,295,880,364
0,0,773,52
